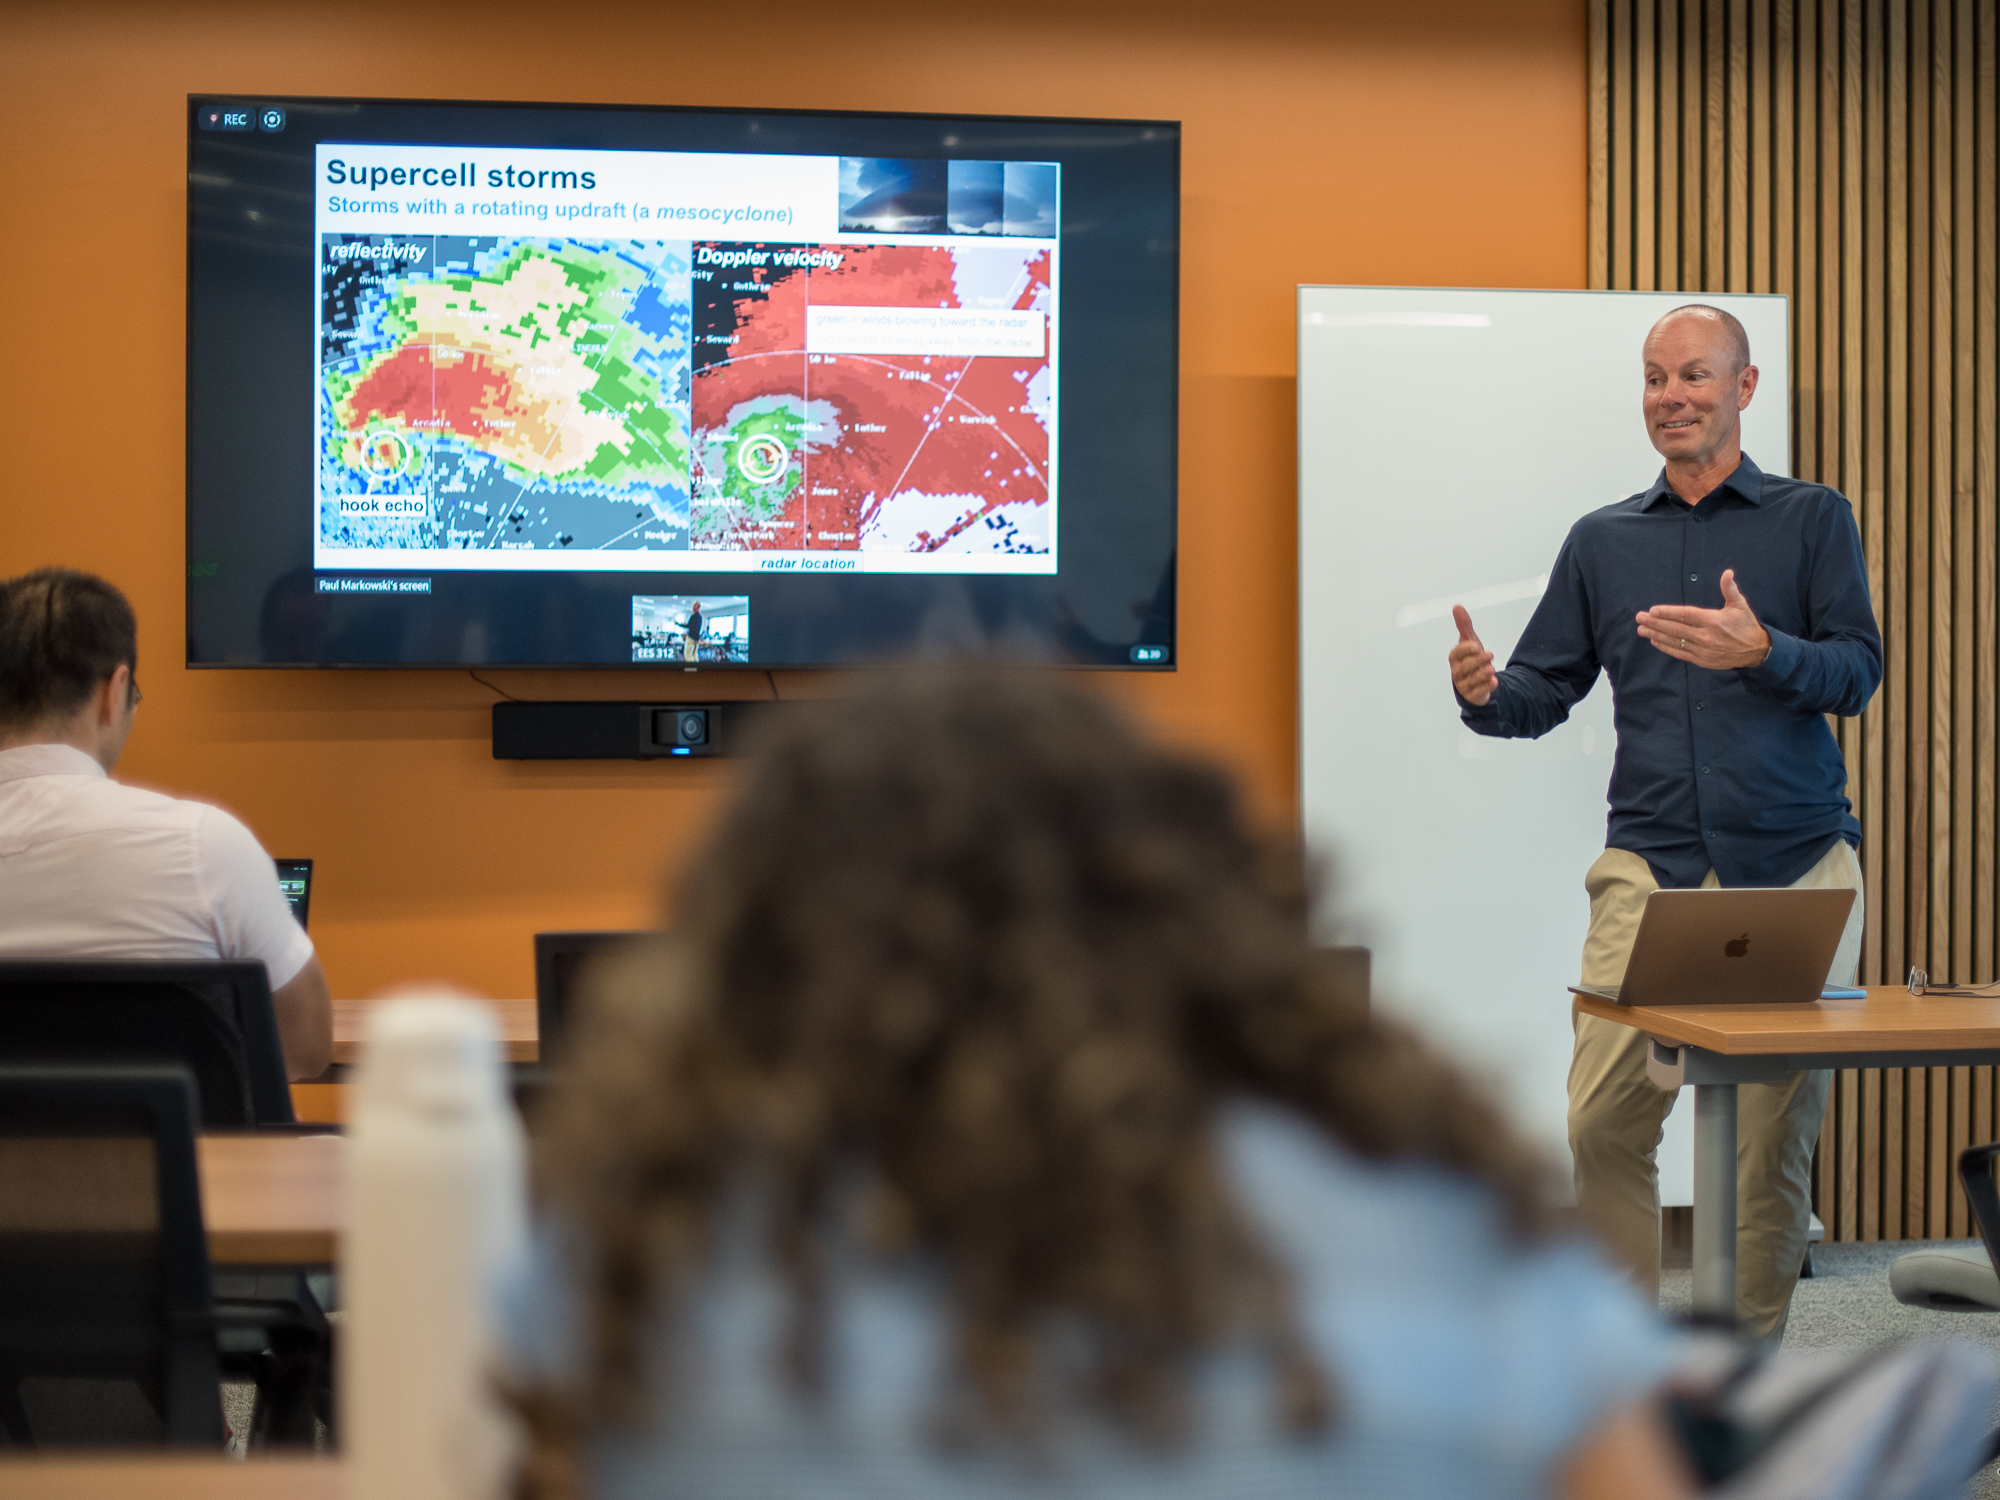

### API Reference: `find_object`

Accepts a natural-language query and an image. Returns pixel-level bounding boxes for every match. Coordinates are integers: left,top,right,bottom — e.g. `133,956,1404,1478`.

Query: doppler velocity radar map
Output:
690,241,1051,556
313,145,1058,575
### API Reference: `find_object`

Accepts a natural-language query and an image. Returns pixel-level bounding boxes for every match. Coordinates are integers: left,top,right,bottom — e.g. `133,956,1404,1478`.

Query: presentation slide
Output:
314,146,1057,577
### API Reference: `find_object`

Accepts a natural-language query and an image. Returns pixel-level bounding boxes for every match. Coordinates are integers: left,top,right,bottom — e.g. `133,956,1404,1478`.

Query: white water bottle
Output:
344,993,526,1500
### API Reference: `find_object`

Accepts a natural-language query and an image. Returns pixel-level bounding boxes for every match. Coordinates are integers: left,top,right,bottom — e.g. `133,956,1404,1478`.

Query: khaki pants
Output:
1567,839,1864,1338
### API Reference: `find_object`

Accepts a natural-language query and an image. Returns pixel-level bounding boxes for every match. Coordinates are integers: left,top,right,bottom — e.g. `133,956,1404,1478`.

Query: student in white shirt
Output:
0,568,332,1079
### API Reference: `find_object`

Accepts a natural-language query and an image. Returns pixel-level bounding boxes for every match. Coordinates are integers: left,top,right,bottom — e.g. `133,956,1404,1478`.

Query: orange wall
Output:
0,0,1586,999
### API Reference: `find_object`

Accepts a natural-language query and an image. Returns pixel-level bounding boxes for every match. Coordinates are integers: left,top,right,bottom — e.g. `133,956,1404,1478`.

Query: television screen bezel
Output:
184,92,1180,672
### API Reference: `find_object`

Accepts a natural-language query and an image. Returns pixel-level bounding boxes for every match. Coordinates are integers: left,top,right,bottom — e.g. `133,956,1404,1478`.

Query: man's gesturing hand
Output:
1450,605,1499,706
1635,568,1772,670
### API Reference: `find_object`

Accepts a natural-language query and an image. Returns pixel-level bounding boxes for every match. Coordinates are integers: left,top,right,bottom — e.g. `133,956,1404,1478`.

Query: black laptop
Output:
274,858,313,930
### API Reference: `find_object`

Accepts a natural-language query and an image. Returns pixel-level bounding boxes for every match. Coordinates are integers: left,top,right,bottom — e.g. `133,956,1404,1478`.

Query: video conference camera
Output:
491,701,778,760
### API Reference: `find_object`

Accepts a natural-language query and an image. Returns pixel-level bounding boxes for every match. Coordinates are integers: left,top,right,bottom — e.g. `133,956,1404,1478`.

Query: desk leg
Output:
1692,1082,1739,1322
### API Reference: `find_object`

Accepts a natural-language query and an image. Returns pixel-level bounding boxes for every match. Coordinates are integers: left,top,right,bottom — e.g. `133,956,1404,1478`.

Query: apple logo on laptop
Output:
1724,933,1751,958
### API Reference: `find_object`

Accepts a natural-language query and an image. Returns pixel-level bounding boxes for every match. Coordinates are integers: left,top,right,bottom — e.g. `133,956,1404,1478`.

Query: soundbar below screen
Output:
187,96,1178,669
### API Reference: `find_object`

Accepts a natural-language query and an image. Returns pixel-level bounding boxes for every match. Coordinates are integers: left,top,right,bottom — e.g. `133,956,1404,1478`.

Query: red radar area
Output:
340,343,558,470
690,243,1053,555
805,243,961,309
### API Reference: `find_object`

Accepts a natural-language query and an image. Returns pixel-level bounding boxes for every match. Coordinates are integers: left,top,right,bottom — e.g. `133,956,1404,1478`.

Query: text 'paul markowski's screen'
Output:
313,146,1058,577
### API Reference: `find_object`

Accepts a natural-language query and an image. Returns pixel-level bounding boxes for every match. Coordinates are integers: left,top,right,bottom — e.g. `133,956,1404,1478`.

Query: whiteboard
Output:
1298,287,1789,1202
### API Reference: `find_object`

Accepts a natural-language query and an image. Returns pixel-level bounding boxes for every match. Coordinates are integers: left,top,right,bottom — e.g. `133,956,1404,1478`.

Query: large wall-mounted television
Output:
185,95,1178,670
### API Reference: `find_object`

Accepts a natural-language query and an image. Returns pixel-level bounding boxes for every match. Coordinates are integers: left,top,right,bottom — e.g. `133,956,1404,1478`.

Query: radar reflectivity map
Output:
321,235,694,555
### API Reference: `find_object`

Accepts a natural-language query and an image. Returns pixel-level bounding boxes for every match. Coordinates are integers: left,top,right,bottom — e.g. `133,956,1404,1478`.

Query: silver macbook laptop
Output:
1568,886,1856,1007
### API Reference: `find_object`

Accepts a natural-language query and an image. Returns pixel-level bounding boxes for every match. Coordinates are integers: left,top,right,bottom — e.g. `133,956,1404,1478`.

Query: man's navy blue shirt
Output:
1459,454,1882,889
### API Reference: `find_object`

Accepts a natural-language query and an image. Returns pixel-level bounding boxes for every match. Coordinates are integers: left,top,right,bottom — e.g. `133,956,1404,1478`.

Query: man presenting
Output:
0,568,333,1079
1450,305,1881,1337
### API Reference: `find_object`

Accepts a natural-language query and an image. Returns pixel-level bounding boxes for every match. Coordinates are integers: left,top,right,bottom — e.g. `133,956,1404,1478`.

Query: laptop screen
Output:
274,858,313,930
533,931,649,1057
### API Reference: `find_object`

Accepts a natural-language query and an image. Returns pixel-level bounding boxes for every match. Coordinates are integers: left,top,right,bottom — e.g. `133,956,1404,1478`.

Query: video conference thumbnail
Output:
632,593,749,664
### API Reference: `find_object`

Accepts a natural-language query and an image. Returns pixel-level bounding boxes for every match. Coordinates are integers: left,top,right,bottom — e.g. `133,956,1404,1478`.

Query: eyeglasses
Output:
1907,967,2000,997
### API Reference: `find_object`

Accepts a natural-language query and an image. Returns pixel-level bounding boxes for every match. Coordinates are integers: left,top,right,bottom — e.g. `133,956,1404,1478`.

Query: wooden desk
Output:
1576,986,2000,1319
332,996,538,1065
297,998,540,1121
197,1133,342,1265
0,1456,339,1499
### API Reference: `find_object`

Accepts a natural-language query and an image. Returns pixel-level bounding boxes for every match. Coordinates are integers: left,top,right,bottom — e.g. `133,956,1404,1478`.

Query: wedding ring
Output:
1679,636,1686,649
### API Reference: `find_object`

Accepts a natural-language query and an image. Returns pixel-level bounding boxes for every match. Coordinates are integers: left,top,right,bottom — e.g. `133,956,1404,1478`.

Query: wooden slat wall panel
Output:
1731,3,1751,286
1860,0,1887,1032
1753,0,1773,288
1797,0,1817,468
1707,0,1728,283
1643,0,1661,288
1593,0,1612,288
1952,0,1976,996
1663,0,1680,281
1980,0,1999,1001
1839,0,1864,860
1595,0,2000,1240
1888,0,1909,994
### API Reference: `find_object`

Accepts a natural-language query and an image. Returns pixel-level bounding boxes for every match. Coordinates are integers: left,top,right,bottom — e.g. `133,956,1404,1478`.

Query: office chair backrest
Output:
0,1064,223,1448
1959,1143,2000,1283
532,931,650,1061
0,961,295,1127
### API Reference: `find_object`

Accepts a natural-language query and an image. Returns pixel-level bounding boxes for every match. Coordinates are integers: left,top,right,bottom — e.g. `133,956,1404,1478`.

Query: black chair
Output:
1888,1142,2000,1310
1967,1142,2000,1264
0,1064,224,1447
211,1267,334,1447
533,931,651,1061
0,1065,333,1451
0,961,294,1127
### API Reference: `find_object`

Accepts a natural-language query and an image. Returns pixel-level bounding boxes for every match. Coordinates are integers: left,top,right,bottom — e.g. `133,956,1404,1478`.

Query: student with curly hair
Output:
500,672,1688,1500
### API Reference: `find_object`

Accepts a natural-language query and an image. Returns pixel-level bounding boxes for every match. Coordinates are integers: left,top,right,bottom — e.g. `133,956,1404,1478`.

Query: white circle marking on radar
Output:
737,434,788,485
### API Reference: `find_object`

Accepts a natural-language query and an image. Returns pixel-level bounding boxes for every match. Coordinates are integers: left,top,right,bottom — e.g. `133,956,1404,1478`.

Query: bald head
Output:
1641,304,1759,487
1648,304,1751,375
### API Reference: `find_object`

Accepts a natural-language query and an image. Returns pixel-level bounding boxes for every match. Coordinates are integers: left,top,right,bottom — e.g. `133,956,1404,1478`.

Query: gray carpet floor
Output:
1663,1241,2000,1497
